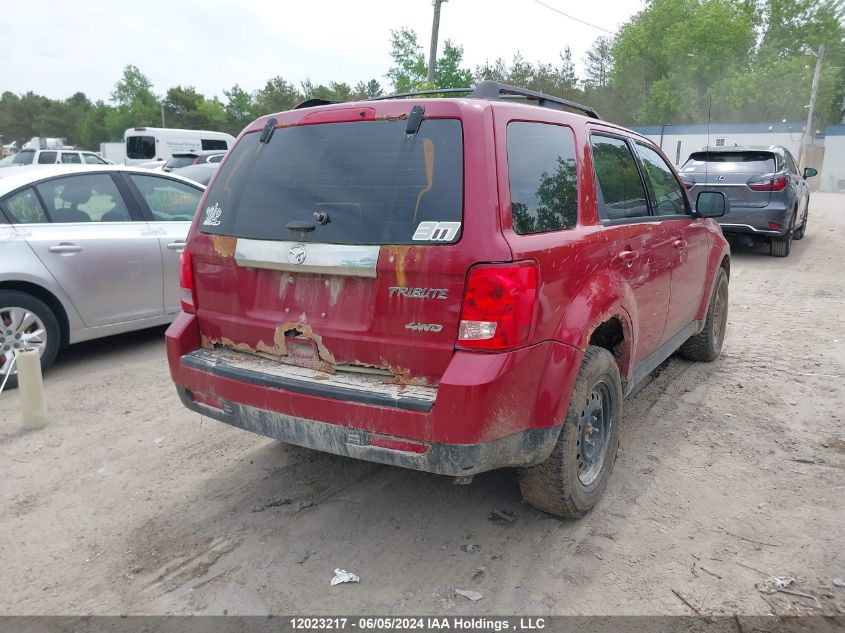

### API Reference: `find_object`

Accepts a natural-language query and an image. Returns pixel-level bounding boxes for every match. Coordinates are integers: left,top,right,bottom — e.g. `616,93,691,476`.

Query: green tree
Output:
253,76,302,115
223,84,254,131
352,79,384,99
611,0,758,123
435,40,473,88
386,28,472,92
386,28,428,92
107,65,160,137
584,36,613,88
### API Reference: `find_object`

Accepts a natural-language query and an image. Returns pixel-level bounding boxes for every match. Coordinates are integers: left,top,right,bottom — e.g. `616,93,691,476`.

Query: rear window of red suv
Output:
200,119,463,245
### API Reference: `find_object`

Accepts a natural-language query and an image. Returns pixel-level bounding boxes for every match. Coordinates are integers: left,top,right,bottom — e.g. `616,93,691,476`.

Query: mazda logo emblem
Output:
288,244,307,265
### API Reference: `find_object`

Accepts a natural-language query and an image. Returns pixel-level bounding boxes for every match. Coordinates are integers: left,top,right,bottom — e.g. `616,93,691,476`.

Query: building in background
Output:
817,126,845,193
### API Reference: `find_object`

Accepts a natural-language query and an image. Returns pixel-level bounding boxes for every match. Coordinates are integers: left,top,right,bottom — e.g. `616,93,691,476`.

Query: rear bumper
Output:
166,312,581,474
718,204,792,237
177,387,560,476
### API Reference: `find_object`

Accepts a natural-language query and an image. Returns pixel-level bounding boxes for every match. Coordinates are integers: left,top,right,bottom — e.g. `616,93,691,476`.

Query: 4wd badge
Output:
412,221,461,242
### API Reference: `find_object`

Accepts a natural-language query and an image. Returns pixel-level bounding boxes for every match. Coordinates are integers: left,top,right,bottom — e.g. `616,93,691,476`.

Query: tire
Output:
0,291,60,391
519,345,622,518
793,212,806,240
769,212,795,257
770,236,791,257
679,268,728,362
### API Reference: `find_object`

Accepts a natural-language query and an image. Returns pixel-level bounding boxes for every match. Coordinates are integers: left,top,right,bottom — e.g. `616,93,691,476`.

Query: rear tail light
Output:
457,262,539,351
769,222,782,230
748,173,788,192
179,249,195,313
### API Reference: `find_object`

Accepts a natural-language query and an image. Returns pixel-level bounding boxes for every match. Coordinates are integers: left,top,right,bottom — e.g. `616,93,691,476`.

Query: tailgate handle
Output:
48,242,82,254
286,221,315,233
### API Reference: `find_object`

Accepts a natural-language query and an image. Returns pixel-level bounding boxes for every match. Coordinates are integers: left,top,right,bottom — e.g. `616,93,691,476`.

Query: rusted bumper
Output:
167,312,582,471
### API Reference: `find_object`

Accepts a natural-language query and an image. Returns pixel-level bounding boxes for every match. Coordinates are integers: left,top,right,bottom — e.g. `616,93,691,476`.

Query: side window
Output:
129,174,202,221
634,143,689,216
783,152,798,175
201,139,228,151
37,151,57,164
84,153,108,165
1,187,49,224
208,154,224,164
506,122,578,234
61,153,82,164
591,135,649,220
35,174,131,222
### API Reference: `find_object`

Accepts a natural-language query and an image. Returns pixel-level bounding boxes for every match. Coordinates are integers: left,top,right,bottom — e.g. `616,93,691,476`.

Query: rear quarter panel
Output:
493,109,637,423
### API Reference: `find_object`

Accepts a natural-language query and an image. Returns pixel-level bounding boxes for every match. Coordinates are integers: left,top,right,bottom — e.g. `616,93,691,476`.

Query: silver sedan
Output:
0,165,204,388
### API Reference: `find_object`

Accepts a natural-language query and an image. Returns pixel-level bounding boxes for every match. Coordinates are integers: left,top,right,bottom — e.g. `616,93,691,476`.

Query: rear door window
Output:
634,143,689,216
591,135,650,220
506,122,578,234
1,187,49,223
61,152,82,164
38,151,57,164
201,119,463,245
35,174,132,222
126,135,156,160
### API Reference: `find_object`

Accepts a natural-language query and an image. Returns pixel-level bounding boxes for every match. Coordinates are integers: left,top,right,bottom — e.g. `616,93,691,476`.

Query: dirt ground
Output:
1,194,843,617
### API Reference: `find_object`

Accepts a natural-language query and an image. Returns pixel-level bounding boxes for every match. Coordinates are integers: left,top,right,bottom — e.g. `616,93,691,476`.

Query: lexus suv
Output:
166,82,731,518
679,146,817,257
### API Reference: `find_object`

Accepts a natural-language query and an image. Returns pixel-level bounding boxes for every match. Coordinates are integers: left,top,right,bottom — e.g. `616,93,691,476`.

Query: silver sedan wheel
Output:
0,307,48,377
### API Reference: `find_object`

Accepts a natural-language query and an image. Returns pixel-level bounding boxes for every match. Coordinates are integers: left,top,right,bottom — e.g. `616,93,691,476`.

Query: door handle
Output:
48,243,82,254
166,241,186,251
673,238,688,250
617,250,638,267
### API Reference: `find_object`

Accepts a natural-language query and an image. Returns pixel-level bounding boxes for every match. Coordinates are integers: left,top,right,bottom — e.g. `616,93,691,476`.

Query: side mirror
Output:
803,167,818,178
696,191,729,218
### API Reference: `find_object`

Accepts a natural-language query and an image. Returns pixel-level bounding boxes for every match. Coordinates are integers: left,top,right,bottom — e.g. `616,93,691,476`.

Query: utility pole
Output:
160,102,166,128
427,0,447,85
799,44,824,170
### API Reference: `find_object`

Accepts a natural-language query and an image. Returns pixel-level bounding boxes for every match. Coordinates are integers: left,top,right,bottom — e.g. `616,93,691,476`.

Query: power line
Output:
531,0,615,35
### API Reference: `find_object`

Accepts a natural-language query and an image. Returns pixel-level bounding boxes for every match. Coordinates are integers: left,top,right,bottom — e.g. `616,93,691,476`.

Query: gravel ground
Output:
1,194,843,617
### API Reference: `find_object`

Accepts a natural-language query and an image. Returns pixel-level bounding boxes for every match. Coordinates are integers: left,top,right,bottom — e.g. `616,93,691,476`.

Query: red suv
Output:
166,82,730,517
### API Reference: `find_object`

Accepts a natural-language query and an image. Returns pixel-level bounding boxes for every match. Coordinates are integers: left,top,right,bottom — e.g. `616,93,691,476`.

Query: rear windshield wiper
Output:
260,118,278,144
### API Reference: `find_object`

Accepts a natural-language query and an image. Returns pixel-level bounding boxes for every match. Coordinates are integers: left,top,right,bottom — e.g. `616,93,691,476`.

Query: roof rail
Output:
368,81,600,119
472,81,600,119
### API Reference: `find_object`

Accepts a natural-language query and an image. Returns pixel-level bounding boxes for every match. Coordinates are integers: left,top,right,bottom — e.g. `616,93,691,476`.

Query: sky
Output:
1,0,645,102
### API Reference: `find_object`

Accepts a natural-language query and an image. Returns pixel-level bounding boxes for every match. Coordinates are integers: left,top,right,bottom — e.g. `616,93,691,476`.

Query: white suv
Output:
0,148,113,168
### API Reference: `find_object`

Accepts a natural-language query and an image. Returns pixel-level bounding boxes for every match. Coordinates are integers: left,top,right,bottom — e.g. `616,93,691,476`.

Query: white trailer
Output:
123,127,236,165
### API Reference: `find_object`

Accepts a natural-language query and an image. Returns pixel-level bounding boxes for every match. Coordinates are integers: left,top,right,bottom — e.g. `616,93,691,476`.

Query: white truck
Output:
124,127,236,166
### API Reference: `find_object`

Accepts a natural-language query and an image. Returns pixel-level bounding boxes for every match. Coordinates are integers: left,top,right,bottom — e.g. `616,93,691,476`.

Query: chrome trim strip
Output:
719,223,780,235
234,239,380,277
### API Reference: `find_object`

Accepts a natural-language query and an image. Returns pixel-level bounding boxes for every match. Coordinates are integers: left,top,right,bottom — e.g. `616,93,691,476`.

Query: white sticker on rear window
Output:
412,221,461,242
203,202,222,226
